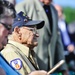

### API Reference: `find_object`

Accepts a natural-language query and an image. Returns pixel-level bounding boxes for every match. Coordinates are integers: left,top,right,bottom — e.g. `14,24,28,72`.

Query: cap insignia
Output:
18,18,21,21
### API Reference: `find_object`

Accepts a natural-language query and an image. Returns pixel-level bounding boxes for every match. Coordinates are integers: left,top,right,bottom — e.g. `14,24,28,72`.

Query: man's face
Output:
0,16,14,47
0,16,14,33
40,0,52,5
19,26,39,49
0,24,9,49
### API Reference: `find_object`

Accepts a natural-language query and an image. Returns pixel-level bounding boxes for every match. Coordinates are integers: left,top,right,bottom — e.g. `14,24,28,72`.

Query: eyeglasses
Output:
0,22,12,30
25,27,37,34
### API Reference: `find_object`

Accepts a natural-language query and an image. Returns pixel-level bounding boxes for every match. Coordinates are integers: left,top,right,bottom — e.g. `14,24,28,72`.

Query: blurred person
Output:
1,11,49,75
54,4,75,72
6,0,16,6
0,0,16,49
54,4,74,53
0,20,9,50
0,0,17,75
15,0,69,75
68,21,75,47
0,66,6,75
67,21,75,71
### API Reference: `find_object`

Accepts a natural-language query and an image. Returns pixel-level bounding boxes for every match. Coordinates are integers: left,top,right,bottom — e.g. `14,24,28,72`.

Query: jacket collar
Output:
8,40,29,57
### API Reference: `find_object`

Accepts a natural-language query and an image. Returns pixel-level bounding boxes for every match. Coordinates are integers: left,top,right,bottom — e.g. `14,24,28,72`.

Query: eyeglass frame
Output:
23,26,37,34
0,22,12,30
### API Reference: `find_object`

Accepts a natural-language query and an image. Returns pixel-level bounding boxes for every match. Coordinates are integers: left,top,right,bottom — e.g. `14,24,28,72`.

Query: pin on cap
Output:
12,11,45,31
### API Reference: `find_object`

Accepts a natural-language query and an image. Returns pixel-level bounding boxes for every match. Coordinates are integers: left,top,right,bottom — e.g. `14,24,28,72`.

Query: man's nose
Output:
35,33,39,37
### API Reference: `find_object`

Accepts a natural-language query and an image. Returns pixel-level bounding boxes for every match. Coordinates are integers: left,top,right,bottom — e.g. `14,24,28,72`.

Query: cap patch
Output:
12,11,44,30
10,58,22,70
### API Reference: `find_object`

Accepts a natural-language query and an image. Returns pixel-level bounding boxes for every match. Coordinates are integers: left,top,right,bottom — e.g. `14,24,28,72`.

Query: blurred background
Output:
53,0,75,24
15,0,75,24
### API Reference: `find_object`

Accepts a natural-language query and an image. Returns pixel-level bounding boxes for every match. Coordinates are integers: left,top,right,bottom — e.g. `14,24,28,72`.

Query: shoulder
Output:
15,0,35,7
1,44,17,58
15,0,36,13
50,4,57,12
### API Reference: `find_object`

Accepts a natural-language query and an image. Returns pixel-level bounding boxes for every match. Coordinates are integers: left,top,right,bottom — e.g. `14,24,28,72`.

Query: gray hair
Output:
0,0,16,19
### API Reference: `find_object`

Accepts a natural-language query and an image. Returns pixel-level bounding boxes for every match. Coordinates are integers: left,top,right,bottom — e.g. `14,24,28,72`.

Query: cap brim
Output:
25,20,45,29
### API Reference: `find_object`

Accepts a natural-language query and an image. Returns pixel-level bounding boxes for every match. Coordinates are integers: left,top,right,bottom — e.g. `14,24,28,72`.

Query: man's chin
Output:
28,42,38,49
33,42,38,46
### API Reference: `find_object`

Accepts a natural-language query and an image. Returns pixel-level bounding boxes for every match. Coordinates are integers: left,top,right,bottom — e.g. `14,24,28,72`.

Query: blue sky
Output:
16,0,75,8
53,0,75,8
16,0,24,3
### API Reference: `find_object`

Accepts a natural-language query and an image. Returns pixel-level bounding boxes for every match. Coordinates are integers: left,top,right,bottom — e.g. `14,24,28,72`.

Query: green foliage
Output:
63,7,75,24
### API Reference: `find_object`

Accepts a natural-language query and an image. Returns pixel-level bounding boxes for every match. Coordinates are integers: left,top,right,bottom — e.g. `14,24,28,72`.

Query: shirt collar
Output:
39,0,51,6
8,40,30,57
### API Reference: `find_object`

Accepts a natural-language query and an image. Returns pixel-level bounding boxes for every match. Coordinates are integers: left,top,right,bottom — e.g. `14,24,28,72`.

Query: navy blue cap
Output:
12,11,44,30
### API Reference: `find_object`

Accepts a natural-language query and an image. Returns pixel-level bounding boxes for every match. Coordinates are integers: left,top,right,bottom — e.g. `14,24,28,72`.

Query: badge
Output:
10,58,22,70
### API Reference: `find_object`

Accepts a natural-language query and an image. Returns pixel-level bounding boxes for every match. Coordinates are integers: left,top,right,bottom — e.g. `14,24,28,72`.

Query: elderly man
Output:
15,0,69,75
1,11,49,75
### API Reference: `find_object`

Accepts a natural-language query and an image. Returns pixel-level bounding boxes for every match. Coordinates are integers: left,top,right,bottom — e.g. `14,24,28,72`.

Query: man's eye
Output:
30,29,34,31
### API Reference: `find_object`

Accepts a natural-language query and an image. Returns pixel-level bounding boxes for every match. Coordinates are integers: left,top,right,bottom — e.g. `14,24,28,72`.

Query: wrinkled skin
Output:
13,26,39,49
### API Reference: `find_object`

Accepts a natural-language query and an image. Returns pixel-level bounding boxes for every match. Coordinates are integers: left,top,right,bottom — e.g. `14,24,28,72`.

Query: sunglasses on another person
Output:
0,22,12,30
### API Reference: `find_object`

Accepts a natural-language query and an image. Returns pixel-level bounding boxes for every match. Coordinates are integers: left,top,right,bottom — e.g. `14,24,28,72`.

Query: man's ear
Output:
14,26,20,34
14,26,22,40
